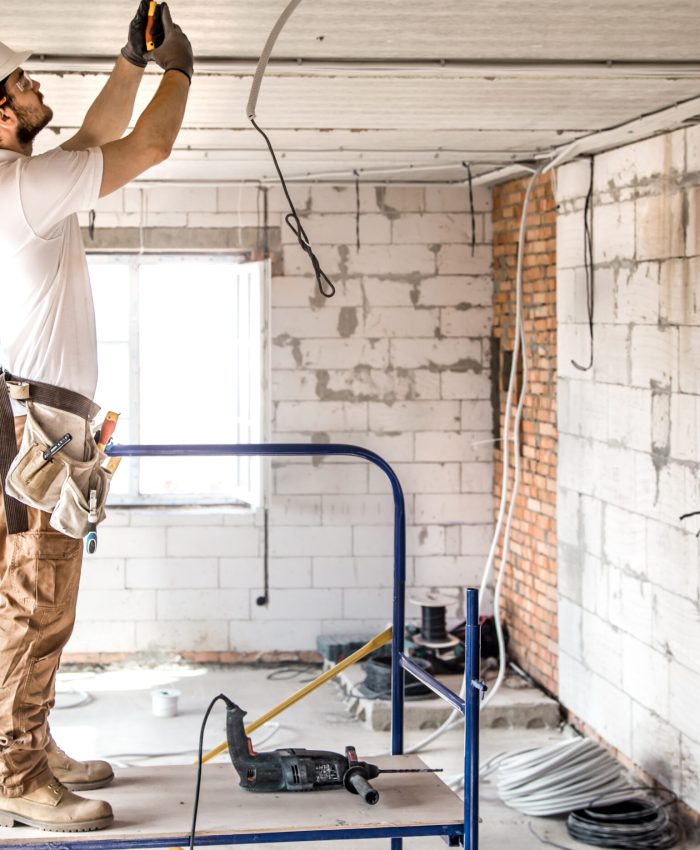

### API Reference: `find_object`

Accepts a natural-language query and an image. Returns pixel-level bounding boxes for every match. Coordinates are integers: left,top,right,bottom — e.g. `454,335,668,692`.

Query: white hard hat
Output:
0,40,31,83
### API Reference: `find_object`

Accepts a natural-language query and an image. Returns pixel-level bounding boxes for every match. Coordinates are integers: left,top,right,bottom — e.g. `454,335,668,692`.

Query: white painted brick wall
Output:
557,127,700,812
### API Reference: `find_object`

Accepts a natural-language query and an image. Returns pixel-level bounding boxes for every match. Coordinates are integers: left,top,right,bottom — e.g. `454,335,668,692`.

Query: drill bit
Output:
375,768,443,774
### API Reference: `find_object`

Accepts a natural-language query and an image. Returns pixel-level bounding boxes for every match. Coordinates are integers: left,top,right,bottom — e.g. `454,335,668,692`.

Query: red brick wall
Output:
491,173,558,695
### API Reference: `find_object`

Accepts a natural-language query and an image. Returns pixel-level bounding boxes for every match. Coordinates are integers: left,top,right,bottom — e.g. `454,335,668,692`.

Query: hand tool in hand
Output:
42,433,72,461
146,1,159,51
226,700,441,805
145,3,194,81
121,0,153,67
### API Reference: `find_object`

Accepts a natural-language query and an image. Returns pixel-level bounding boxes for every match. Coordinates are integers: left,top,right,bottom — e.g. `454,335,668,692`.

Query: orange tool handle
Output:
145,1,158,51
96,411,120,452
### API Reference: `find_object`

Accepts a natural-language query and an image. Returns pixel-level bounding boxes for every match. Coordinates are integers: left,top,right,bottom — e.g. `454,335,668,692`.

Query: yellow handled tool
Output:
201,626,393,764
146,1,158,51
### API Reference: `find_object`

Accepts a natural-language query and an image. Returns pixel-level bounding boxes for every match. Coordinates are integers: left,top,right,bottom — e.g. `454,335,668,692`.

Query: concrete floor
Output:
49,662,596,850
43,663,668,850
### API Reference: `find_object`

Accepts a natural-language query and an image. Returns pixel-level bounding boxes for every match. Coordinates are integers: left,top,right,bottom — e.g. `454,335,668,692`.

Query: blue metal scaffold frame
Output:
6,443,482,850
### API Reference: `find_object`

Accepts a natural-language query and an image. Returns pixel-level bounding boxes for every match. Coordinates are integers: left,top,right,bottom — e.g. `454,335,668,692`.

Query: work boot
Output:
46,737,114,791
0,778,113,832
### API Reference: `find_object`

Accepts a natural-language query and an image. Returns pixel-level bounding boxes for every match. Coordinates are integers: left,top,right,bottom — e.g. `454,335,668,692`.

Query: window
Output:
88,256,269,508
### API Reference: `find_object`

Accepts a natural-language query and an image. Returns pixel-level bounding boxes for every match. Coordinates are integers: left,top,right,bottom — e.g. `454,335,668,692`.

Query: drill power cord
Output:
189,693,235,850
247,0,335,298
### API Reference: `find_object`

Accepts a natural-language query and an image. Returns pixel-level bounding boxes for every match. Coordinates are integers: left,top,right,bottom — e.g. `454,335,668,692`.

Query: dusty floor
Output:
32,660,622,850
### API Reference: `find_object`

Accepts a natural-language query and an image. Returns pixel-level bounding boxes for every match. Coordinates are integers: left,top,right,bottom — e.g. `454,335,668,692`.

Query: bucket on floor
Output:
151,688,181,717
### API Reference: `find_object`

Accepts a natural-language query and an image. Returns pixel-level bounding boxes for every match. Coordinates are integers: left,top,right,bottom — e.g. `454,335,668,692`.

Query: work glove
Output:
146,3,194,83
121,0,151,68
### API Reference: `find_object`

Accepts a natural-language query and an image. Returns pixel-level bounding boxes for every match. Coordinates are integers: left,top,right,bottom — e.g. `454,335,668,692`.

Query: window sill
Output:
105,500,255,515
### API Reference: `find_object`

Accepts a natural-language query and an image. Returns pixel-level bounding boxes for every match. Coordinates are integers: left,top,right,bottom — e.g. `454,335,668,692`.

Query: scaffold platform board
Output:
0,757,466,849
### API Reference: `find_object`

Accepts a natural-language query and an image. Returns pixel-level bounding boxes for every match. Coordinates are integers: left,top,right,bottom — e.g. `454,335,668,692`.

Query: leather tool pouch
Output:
5,400,112,539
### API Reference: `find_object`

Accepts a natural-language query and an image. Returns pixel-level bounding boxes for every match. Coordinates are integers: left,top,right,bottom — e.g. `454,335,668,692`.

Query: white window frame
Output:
88,253,271,509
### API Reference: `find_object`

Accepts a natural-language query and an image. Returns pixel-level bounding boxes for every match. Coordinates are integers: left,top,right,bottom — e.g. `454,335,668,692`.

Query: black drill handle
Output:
345,769,379,805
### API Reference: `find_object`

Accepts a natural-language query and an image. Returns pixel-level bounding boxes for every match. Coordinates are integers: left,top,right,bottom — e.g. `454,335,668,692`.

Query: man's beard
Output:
13,97,53,146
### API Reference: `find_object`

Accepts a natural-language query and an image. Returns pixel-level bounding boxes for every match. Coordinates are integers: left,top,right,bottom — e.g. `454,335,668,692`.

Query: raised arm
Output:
62,0,153,151
98,3,193,197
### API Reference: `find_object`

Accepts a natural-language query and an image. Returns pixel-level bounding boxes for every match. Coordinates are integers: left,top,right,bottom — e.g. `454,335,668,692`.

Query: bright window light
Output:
88,256,268,507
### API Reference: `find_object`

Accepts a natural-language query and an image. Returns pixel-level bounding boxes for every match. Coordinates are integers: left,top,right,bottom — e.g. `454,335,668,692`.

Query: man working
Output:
0,1,192,832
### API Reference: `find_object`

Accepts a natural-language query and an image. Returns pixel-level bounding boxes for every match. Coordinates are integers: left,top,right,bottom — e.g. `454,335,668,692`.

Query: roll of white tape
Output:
151,688,181,717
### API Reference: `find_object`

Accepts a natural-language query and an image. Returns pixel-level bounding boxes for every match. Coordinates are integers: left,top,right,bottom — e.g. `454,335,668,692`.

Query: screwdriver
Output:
146,1,158,52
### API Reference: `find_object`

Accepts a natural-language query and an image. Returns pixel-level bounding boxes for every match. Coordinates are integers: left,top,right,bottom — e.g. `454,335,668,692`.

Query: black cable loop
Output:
251,116,335,298
285,212,311,249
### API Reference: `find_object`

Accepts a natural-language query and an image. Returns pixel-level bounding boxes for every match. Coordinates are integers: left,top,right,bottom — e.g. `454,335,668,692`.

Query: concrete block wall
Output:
491,174,558,695
65,182,494,659
556,127,700,811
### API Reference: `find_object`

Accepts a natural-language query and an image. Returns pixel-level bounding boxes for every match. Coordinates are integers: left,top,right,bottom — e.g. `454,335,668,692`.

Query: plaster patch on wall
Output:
273,333,302,367
338,307,359,338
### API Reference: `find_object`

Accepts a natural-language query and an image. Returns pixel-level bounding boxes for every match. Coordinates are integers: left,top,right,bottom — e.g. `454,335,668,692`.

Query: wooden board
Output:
0,756,465,847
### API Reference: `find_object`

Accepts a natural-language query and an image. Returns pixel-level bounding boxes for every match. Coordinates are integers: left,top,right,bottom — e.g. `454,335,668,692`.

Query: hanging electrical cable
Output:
439,165,546,792
571,157,595,371
478,163,545,710
462,162,476,256
247,0,335,297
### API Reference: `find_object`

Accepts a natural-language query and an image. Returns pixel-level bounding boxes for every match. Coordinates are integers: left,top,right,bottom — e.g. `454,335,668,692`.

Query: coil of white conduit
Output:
485,737,631,817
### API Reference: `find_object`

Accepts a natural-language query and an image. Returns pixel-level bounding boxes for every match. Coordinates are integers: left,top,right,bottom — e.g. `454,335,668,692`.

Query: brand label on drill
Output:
315,764,340,784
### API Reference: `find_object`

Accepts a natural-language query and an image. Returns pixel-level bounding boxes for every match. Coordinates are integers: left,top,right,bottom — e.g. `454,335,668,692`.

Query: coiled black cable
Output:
566,789,681,849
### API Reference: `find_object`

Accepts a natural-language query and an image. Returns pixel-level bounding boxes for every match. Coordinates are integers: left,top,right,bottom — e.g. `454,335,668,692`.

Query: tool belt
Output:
0,369,110,538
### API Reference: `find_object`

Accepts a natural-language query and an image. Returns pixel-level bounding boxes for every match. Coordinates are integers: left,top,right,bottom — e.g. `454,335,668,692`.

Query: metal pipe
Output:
399,656,465,714
126,178,482,188
26,54,700,78
464,588,482,850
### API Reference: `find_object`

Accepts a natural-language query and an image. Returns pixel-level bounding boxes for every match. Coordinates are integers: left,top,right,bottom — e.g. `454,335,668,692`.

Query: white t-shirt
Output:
0,146,104,412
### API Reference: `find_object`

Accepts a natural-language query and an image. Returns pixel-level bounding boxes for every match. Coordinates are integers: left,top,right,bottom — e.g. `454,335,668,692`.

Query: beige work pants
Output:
0,416,83,797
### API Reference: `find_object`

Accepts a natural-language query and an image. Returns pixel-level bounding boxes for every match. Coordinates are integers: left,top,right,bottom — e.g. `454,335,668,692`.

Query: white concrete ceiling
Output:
3,0,700,184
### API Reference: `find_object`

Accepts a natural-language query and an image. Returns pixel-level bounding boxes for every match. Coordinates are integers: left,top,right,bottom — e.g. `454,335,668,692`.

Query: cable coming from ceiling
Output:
246,0,335,297
571,158,595,371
